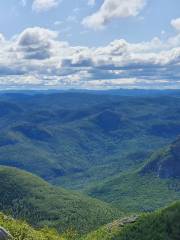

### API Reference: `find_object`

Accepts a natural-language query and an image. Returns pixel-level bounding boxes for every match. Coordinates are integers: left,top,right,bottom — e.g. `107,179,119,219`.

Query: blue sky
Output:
0,0,180,89
1,0,180,45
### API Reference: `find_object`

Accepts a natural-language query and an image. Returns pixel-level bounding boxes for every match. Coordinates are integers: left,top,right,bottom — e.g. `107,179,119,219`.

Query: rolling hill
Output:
0,166,121,235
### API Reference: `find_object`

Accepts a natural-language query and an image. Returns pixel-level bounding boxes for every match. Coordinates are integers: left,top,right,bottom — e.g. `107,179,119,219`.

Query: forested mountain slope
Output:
0,166,121,234
86,138,180,212
141,137,180,178
0,92,180,189
83,201,180,240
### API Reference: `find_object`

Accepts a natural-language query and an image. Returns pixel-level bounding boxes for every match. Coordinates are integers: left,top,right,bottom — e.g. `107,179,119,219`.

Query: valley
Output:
0,90,179,239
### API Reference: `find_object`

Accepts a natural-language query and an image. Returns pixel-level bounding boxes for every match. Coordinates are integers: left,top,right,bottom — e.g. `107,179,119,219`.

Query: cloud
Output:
0,27,180,89
16,27,58,60
83,0,146,29
32,0,60,12
171,18,180,31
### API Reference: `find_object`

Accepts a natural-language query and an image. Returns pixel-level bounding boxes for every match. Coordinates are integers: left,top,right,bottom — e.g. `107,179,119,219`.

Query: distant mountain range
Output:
0,92,180,190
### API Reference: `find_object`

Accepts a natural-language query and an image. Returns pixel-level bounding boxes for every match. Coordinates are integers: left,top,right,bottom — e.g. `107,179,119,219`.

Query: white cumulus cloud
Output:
16,27,58,59
0,27,180,89
83,0,146,30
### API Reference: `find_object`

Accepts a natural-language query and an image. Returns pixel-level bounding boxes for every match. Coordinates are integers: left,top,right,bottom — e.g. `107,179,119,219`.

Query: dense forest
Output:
0,91,179,239
83,201,180,240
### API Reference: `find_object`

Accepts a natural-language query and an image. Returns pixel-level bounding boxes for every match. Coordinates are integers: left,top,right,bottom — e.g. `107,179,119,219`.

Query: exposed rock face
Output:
0,227,12,240
107,215,139,230
141,137,180,178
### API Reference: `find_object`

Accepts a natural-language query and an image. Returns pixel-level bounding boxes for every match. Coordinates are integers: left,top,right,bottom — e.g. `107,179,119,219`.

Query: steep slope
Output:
86,171,180,212
82,201,180,240
141,137,180,178
0,166,121,234
86,139,180,212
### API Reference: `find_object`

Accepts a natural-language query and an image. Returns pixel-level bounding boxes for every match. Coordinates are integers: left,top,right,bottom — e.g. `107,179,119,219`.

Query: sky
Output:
0,0,180,89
